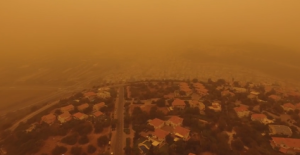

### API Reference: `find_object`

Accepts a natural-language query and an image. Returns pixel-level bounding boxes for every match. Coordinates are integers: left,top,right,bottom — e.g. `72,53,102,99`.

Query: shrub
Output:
78,135,89,144
52,146,67,155
97,136,109,147
87,144,97,154
70,146,82,155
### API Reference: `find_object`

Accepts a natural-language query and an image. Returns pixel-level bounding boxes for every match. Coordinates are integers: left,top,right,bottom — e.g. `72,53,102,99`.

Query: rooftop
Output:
77,103,89,110
84,91,97,97
282,103,295,109
149,118,165,127
168,116,183,125
152,129,169,140
172,99,186,106
272,137,300,148
73,112,87,119
93,111,104,117
269,125,292,136
234,106,248,112
174,126,190,137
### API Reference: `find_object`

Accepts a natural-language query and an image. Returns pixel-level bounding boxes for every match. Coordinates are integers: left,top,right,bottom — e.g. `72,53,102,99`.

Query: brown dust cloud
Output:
0,0,300,112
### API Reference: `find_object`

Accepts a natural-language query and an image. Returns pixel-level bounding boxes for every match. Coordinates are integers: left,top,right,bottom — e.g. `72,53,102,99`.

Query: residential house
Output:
270,137,300,154
93,102,106,111
189,100,205,111
98,87,110,91
26,123,36,133
232,87,247,93
60,104,74,113
41,113,56,125
93,111,104,118
150,129,169,143
269,125,293,137
173,126,190,141
73,112,88,120
208,102,222,112
268,95,281,102
221,90,235,97
282,103,295,112
97,91,111,99
251,113,273,124
193,83,208,96
148,118,165,129
84,91,97,101
166,116,183,128
188,153,196,155
234,106,250,118
179,82,193,96
58,112,72,123
77,103,89,111
172,99,186,109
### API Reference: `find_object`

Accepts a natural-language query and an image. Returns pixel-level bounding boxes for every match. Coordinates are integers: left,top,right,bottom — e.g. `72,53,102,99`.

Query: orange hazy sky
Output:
1,0,300,58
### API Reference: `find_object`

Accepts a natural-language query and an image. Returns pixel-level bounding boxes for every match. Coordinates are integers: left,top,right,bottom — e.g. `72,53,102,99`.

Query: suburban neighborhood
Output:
1,78,300,155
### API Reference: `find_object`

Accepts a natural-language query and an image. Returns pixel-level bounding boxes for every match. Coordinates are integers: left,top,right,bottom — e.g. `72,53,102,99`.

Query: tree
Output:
71,146,82,155
166,133,174,144
87,144,97,154
156,98,166,107
61,134,78,145
52,146,67,155
78,135,89,144
232,139,244,151
97,136,109,147
54,109,62,115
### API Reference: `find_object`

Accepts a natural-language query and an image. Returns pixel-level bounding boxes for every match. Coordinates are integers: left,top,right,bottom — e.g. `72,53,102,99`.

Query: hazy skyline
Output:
1,0,300,61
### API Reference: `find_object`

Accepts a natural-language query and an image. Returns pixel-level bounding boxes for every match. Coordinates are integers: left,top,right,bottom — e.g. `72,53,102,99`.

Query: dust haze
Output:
0,0,300,112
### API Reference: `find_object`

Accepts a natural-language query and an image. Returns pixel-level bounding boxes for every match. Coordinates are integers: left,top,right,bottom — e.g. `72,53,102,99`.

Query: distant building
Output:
73,112,88,120
93,102,106,111
84,91,97,101
269,125,293,137
77,103,89,111
282,103,295,111
58,112,72,123
97,91,111,99
188,153,196,155
26,123,37,133
93,111,104,118
234,106,250,118
189,100,205,111
60,104,74,113
41,114,56,125
251,113,273,124
232,87,247,93
270,137,300,154
166,116,183,128
268,95,281,102
173,126,190,141
172,99,186,109
148,118,165,129
208,102,222,112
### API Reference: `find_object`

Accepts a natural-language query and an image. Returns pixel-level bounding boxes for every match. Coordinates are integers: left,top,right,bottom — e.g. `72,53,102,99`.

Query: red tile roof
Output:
268,95,281,101
59,112,72,121
73,112,86,119
61,104,74,112
282,103,295,109
93,111,104,117
172,99,186,106
77,103,89,111
234,106,248,112
84,92,97,97
42,114,56,124
174,126,190,137
272,137,300,149
188,153,196,155
149,118,165,128
251,114,266,120
152,129,169,140
168,116,183,125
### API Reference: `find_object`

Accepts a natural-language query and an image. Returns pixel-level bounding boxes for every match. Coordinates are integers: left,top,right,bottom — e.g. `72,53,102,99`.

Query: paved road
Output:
113,86,125,155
